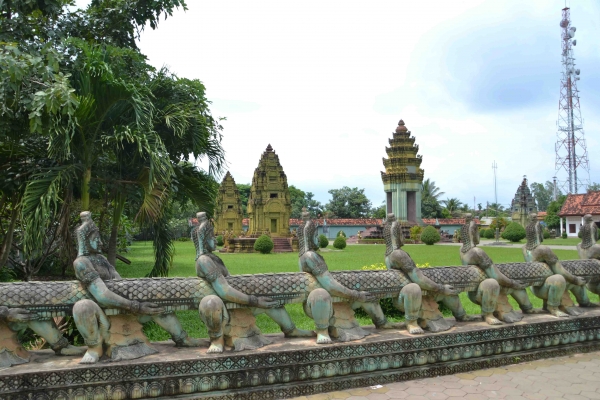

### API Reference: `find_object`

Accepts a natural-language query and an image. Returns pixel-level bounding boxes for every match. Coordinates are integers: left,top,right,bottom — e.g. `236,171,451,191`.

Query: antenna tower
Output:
555,6,590,194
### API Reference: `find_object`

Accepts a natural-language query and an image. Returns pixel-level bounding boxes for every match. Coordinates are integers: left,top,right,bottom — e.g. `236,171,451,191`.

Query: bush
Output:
501,222,526,242
254,235,274,254
543,229,551,239
410,226,422,242
483,228,494,239
578,229,583,239
420,225,441,245
216,235,224,246
333,236,347,249
336,230,346,238
176,236,191,242
318,234,329,248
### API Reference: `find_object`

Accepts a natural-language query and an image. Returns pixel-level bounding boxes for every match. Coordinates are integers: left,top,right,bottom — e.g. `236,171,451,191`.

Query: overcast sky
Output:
80,0,600,210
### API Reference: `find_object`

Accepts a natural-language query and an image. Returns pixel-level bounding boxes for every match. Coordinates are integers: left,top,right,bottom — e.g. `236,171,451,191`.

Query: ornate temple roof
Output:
381,119,424,185
510,176,537,213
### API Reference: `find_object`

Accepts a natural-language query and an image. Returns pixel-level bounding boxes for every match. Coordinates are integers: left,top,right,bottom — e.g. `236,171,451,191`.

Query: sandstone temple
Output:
214,171,244,234
381,119,424,224
247,144,291,237
510,176,537,227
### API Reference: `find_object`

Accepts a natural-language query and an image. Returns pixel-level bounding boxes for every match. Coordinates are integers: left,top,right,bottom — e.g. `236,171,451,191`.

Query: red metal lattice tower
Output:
555,7,590,194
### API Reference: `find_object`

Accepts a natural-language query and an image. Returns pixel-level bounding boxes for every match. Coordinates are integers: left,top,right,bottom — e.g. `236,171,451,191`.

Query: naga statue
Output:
523,213,583,316
578,214,600,261
71,212,203,364
297,211,416,343
194,212,314,351
460,214,525,323
385,214,501,329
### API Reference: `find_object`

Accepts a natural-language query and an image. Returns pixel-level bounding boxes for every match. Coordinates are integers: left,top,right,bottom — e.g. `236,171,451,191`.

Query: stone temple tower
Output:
247,144,292,237
214,171,244,234
510,176,537,227
381,119,424,223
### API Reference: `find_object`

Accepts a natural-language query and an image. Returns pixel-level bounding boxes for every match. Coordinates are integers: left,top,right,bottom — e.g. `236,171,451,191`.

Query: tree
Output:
236,183,251,216
289,185,307,218
545,195,567,230
441,198,463,215
588,183,600,193
530,181,561,212
421,196,443,219
422,179,445,200
325,187,372,218
305,192,324,217
487,202,505,217
371,201,386,219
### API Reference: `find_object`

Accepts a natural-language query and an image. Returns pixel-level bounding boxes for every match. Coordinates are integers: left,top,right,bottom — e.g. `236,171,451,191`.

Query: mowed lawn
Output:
115,242,595,342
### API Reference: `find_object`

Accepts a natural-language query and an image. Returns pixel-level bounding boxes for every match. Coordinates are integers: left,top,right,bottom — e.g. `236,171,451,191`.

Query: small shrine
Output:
247,144,292,237
214,171,244,235
381,119,424,224
510,175,537,227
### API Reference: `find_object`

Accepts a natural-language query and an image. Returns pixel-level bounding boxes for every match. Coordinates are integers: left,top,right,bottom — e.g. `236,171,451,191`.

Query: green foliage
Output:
483,228,495,239
236,183,251,217
371,202,386,219
588,183,600,192
441,198,463,215
421,196,443,218
216,235,224,246
337,230,346,238
578,229,583,239
562,231,568,239
501,222,526,242
420,226,441,245
176,236,190,242
543,229,551,239
326,186,372,218
409,226,422,242
489,217,508,232
289,185,324,218
545,195,567,230
254,235,274,254
318,234,329,248
530,181,561,212
333,236,347,249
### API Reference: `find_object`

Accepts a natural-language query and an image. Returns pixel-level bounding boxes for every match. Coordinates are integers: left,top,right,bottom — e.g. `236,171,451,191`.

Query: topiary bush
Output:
333,236,347,249
318,234,329,248
562,231,567,239
543,229,551,239
254,234,274,254
501,222,526,242
336,230,346,238
216,235,224,246
420,225,441,245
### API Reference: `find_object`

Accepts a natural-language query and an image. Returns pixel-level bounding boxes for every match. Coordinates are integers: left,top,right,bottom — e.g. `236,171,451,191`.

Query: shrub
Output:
482,228,493,239
176,236,191,242
501,222,526,242
562,231,567,239
578,229,583,239
543,229,551,239
254,235,274,254
337,230,346,238
216,235,224,246
333,236,347,249
318,234,329,248
420,226,441,245
409,226,422,242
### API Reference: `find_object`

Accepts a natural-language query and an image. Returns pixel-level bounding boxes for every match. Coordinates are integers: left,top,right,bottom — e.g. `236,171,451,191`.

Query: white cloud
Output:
103,0,600,207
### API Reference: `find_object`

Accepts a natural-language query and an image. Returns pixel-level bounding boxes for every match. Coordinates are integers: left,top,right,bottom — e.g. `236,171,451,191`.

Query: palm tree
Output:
441,198,463,214
422,179,445,200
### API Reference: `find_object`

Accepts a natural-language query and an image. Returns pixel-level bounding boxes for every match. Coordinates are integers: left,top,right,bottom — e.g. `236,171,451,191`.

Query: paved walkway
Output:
290,351,600,400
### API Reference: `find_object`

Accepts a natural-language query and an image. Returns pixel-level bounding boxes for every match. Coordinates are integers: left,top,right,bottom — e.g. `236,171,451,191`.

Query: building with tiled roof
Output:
558,191,600,237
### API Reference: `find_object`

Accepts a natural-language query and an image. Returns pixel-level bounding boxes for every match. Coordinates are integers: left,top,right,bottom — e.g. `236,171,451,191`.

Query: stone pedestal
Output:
106,314,158,361
0,324,29,368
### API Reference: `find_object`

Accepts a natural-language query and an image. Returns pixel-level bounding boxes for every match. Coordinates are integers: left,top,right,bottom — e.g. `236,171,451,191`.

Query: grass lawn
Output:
116,242,596,342
479,237,581,246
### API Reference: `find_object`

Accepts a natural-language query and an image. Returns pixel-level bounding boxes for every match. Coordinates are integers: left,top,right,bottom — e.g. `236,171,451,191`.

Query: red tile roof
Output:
422,218,480,225
559,192,600,216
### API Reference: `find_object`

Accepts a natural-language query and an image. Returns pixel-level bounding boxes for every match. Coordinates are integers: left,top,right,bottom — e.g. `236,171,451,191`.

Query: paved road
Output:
290,351,600,400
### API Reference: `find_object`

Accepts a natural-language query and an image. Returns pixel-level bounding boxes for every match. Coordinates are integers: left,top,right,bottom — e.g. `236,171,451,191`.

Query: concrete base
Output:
4,310,600,399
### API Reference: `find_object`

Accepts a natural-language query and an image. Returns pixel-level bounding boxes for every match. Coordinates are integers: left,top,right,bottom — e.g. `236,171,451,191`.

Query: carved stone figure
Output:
298,212,409,343
578,214,600,260
460,214,522,323
72,212,204,364
385,214,500,329
194,212,314,351
521,213,573,317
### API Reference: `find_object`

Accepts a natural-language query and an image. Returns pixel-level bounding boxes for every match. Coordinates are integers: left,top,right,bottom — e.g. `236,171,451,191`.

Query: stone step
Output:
272,238,293,253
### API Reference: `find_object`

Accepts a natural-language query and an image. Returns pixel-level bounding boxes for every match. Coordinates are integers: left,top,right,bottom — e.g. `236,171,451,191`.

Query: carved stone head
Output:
528,213,538,223
384,213,402,256
298,211,318,256
195,212,216,256
584,214,593,223
76,211,102,257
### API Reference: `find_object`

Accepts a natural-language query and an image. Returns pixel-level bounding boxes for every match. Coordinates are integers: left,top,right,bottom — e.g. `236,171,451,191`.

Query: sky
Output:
79,0,600,210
